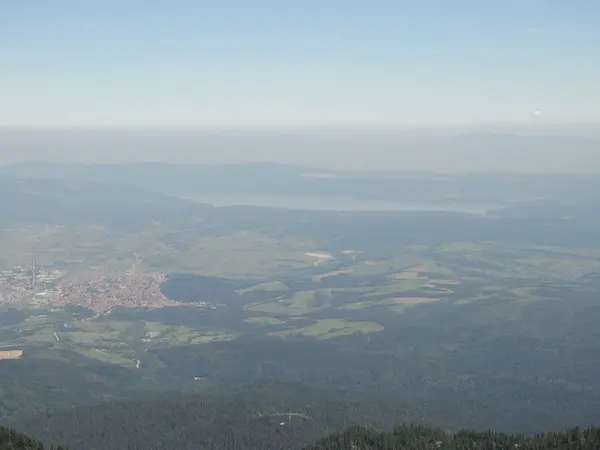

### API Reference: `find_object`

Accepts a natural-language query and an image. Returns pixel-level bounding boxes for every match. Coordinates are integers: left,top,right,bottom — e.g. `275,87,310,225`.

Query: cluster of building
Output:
0,265,62,304
40,270,181,313
1,263,213,314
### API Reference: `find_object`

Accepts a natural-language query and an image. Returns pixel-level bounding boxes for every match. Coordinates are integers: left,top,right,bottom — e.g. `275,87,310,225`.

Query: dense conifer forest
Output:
308,424,600,450
6,419,600,450
8,388,600,450
0,426,64,450
11,386,422,450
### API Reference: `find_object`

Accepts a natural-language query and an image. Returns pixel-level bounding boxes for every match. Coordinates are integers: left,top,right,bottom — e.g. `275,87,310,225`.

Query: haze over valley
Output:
1,128,599,172
2,1,600,449
1,162,600,449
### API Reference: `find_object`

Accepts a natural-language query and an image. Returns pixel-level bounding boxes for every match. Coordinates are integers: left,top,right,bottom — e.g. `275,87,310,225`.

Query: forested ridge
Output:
308,424,600,450
10,386,600,450
0,426,65,450
12,386,423,450
6,419,600,450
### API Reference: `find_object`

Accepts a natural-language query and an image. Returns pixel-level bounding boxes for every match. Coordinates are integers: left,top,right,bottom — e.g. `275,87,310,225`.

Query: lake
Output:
180,193,499,214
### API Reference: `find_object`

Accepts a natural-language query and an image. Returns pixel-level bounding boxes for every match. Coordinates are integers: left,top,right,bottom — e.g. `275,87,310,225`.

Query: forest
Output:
308,424,600,450
8,415,600,450
0,426,64,450
7,384,600,450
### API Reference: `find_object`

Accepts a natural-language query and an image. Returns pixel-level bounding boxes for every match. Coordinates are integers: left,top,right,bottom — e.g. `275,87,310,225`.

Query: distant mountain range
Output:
3,159,600,209
0,174,208,229
0,128,598,172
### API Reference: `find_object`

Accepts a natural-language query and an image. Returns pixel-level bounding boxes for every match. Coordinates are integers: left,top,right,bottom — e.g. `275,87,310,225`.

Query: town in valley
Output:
0,260,207,313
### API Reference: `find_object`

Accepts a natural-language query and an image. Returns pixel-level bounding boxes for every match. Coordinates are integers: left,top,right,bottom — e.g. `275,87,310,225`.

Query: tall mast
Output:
31,253,36,288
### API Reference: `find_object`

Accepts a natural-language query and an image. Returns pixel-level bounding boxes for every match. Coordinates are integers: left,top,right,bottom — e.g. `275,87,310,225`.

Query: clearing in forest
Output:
269,318,383,340
406,264,429,273
0,350,23,359
428,279,461,285
391,297,441,304
245,317,285,326
312,268,353,281
305,252,334,266
392,271,420,280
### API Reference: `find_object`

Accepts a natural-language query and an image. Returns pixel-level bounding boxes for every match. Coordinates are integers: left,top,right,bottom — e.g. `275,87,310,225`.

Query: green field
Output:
350,255,427,276
245,289,334,316
362,279,431,297
269,319,384,340
151,326,238,346
434,242,600,281
73,347,137,368
2,232,600,372
338,300,383,310
237,281,289,295
0,225,321,279
244,317,286,326
148,232,320,277
0,311,242,369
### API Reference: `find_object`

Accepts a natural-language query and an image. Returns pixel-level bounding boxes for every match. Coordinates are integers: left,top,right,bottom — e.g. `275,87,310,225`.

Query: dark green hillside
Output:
0,426,64,450
307,424,600,450
0,175,207,230
12,385,455,450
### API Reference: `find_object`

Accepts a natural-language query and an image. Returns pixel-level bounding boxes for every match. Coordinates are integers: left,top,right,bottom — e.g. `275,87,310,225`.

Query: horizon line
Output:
1,122,599,134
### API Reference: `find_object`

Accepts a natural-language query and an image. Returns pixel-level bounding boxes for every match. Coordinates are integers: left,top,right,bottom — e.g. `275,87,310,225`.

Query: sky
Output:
1,0,600,128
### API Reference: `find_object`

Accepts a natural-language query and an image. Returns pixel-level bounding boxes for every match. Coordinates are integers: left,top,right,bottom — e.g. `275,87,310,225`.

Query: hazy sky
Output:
1,0,600,128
